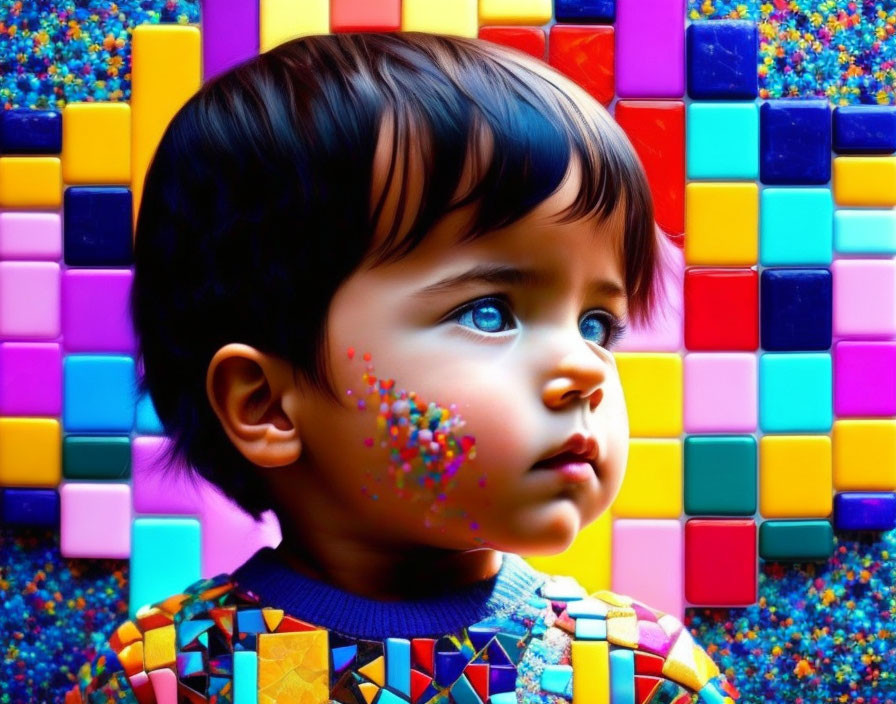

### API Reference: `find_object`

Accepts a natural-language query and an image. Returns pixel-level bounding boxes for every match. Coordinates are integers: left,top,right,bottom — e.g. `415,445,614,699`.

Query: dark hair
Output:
131,31,673,521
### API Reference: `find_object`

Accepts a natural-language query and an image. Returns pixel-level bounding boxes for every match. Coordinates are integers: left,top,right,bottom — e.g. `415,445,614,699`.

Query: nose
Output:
541,339,609,411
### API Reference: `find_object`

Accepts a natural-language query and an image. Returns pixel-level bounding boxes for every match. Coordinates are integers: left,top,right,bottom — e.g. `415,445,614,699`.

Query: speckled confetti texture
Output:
688,0,896,104
0,0,200,110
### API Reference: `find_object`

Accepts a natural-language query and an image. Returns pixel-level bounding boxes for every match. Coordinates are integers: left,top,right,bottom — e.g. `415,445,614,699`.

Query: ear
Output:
205,343,303,468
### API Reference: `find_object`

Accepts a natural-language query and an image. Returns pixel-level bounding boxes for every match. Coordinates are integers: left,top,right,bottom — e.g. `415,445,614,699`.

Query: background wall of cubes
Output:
1,0,894,634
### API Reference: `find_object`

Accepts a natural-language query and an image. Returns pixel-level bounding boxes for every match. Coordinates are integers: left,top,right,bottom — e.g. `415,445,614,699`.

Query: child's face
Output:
290,161,631,557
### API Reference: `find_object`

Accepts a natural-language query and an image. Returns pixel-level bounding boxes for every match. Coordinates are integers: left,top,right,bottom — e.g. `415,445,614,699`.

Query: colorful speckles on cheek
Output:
345,347,484,533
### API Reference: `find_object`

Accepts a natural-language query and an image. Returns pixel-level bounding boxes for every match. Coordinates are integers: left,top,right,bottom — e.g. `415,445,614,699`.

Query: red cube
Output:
685,519,757,606
479,27,547,60
685,268,758,351
548,25,615,107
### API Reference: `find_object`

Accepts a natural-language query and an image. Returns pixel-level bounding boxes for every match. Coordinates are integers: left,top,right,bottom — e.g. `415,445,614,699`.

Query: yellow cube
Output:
833,156,896,207
685,182,758,266
0,418,61,487
62,103,131,185
759,435,832,518
615,353,682,437
526,511,612,594
0,157,61,209
479,0,552,24
833,419,896,491
131,25,201,231
571,640,610,704
612,439,682,518
260,0,329,52
403,0,478,37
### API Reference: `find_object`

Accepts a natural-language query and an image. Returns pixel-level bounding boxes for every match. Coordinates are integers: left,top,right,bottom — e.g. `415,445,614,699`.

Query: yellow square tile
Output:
403,0,478,37
0,418,61,487
62,103,131,185
833,156,896,207
143,624,176,671
479,0,552,24
612,439,682,518
131,25,201,230
0,157,61,209
260,0,329,52
833,419,896,491
615,353,682,437
257,630,329,703
759,435,831,518
526,511,612,594
685,182,758,265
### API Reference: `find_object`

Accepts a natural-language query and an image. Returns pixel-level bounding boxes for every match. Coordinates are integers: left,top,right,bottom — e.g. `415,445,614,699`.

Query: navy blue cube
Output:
833,106,896,154
760,268,832,351
1,488,59,527
64,187,134,266
835,492,896,532
555,0,615,22
687,21,758,100
0,109,62,154
760,100,831,184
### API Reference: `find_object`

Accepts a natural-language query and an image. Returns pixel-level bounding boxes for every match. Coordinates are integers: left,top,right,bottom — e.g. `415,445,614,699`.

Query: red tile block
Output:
684,268,758,351
548,25,614,107
685,519,757,606
331,0,400,32
479,26,547,60
614,100,685,240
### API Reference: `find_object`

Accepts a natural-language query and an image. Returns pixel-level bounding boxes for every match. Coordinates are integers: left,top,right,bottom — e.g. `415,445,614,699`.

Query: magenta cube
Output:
62,269,136,352
0,342,62,415
132,435,201,514
616,0,685,98
0,212,62,260
834,341,896,416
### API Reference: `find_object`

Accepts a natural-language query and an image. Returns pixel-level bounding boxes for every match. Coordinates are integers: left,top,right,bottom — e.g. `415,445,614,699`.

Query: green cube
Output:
759,520,834,562
63,435,131,479
684,435,756,516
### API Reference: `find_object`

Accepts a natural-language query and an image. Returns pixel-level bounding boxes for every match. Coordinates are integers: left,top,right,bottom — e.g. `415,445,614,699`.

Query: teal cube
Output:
759,520,834,561
759,353,832,432
130,517,201,619
834,210,896,255
63,355,137,432
63,436,131,479
687,103,759,179
136,391,164,434
684,435,757,516
760,188,833,265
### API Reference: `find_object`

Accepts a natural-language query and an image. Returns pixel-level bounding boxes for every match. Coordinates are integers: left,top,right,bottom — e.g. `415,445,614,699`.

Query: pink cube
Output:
0,212,62,260
0,262,60,339
832,259,896,338
684,353,757,432
0,342,62,415
60,483,131,558
62,269,136,352
612,519,683,619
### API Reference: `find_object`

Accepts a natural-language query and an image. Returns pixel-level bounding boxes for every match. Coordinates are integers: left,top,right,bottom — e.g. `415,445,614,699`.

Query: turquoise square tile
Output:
760,188,833,265
687,102,759,179
759,353,832,432
130,517,201,619
135,391,164,434
834,210,896,255
63,354,137,432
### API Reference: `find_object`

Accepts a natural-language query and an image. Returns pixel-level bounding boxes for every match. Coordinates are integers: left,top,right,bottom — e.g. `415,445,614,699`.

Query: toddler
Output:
67,31,735,704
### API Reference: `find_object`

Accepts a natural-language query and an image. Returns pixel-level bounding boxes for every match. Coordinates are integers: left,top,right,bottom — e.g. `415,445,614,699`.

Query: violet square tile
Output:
832,259,896,338
0,342,62,415
834,341,896,416
615,0,685,98
0,212,62,260
684,353,757,432
132,435,202,514
0,262,60,339
62,269,136,352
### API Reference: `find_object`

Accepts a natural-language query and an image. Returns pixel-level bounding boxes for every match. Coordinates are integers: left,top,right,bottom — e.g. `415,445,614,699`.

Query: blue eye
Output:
449,296,628,348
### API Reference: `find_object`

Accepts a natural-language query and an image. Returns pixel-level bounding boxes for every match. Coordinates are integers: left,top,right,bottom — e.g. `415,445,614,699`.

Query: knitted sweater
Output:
65,548,737,704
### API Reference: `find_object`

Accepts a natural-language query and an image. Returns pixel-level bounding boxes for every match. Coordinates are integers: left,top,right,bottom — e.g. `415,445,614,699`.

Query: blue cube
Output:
834,493,896,531
760,269,832,351
63,355,137,432
1,489,59,527
759,353,832,432
64,187,133,266
0,109,62,154
687,21,758,100
760,100,831,184
136,391,165,434
687,103,758,179
760,188,833,265
555,0,615,22
833,106,896,154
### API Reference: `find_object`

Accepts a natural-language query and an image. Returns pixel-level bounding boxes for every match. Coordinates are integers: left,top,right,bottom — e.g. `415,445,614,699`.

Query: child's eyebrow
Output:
414,264,627,300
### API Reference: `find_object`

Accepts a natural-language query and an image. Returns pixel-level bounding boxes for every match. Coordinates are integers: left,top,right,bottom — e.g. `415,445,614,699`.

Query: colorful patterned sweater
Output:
65,548,738,704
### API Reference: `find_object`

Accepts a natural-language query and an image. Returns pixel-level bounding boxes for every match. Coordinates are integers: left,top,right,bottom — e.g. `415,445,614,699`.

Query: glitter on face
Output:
345,347,485,534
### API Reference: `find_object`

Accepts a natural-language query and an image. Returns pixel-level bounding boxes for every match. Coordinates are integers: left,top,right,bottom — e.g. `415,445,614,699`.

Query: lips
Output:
531,433,599,471
532,451,593,470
